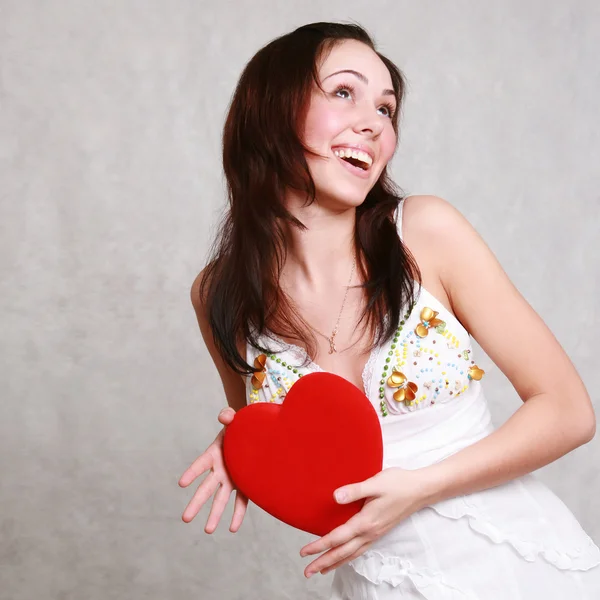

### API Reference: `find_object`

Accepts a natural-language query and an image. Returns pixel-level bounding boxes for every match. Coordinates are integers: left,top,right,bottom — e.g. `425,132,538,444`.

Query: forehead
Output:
318,39,393,88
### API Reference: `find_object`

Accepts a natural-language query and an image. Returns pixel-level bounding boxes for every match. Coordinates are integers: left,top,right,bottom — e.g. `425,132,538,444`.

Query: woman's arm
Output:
409,195,596,505
190,268,247,412
179,269,249,531
299,197,595,576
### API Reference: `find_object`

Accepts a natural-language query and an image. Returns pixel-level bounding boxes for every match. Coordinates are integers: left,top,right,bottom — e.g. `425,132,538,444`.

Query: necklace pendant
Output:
328,338,337,354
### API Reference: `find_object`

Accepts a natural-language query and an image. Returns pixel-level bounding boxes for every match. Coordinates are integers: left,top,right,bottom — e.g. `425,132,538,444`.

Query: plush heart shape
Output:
223,371,383,537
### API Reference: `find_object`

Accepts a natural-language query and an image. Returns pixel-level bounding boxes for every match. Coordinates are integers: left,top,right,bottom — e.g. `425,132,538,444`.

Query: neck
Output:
279,192,358,294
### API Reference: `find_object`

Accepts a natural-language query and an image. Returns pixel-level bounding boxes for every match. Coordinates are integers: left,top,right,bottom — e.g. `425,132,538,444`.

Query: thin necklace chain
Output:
306,255,357,354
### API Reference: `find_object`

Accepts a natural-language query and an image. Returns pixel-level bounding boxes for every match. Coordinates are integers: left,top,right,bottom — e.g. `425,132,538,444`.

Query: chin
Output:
315,184,371,209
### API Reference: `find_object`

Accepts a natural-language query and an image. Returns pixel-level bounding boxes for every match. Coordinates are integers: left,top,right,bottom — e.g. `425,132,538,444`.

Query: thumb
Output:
333,484,359,504
218,407,236,425
334,475,378,504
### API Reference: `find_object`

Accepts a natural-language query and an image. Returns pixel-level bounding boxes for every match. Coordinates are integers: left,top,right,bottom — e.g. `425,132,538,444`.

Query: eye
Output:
332,82,396,119
378,102,396,119
333,83,355,100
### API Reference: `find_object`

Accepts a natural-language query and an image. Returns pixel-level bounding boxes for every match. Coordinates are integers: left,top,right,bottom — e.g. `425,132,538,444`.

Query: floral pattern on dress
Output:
245,287,485,419
377,290,485,417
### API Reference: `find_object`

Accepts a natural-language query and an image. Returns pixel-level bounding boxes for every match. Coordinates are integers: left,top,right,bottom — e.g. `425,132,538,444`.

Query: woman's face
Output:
300,39,398,208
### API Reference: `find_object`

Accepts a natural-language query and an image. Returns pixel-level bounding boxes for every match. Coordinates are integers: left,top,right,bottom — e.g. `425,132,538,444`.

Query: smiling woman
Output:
180,21,600,599
200,23,418,377
300,39,399,208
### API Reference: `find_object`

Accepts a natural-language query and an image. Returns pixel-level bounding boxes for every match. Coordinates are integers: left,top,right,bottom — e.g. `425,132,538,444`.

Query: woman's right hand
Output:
178,407,248,533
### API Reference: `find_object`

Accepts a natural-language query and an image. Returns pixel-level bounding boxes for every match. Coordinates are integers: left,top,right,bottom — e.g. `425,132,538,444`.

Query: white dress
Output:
244,198,600,598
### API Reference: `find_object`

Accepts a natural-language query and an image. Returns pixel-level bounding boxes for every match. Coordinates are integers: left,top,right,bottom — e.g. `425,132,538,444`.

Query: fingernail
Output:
335,491,346,503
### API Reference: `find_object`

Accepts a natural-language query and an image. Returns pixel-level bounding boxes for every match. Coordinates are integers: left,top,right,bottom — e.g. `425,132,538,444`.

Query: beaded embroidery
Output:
387,369,419,404
379,300,486,417
248,352,304,404
250,354,267,389
377,302,417,417
246,295,486,418
468,366,485,381
414,307,445,338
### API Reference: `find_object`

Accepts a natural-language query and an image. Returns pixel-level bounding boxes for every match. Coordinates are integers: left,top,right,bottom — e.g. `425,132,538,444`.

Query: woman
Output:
179,22,600,598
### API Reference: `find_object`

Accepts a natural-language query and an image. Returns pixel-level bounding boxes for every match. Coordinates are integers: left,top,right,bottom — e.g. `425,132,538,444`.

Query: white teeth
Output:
333,148,373,168
357,151,373,166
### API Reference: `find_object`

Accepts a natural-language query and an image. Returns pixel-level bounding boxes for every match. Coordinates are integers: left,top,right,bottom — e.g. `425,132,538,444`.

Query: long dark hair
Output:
198,22,421,376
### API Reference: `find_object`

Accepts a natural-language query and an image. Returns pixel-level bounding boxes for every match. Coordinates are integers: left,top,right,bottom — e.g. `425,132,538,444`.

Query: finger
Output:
229,490,249,533
300,511,364,556
217,408,235,426
304,537,364,578
335,475,379,505
179,453,214,488
181,470,219,523
320,541,373,575
204,483,231,534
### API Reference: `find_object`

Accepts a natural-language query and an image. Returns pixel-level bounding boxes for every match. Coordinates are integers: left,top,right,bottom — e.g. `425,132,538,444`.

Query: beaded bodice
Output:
244,279,485,419
243,199,486,420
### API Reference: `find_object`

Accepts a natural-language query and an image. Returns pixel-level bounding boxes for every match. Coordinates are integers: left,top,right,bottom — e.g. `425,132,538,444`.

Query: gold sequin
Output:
251,354,267,389
468,365,485,381
415,307,446,338
387,367,419,405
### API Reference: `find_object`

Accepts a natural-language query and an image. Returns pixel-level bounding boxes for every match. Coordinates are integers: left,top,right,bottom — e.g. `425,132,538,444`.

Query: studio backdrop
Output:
1,1,598,599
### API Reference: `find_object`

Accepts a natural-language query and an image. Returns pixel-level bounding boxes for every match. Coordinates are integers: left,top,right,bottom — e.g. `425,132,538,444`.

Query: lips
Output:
331,145,375,180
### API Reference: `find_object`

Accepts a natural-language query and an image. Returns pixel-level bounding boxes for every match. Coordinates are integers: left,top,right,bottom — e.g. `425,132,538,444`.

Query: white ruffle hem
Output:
329,388,600,599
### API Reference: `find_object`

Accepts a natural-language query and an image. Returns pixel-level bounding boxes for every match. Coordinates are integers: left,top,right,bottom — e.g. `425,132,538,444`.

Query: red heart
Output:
223,371,383,537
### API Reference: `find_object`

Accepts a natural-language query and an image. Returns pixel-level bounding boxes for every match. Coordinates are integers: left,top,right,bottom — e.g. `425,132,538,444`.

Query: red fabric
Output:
223,371,383,537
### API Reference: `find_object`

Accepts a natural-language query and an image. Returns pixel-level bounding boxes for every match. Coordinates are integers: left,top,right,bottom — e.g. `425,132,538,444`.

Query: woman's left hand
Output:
299,467,433,578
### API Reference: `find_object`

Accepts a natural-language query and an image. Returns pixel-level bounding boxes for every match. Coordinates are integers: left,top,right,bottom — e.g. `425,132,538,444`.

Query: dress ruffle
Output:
361,343,380,398
348,550,479,599
427,475,600,572
339,484,600,599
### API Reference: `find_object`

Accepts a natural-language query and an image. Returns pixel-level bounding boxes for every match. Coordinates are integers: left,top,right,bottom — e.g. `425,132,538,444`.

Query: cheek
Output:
302,104,345,151
379,128,397,163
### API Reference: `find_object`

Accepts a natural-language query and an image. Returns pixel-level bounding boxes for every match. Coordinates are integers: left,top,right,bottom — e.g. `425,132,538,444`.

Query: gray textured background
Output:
1,1,598,599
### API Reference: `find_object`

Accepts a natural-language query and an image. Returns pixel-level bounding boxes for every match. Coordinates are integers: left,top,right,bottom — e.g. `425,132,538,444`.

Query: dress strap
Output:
394,197,406,242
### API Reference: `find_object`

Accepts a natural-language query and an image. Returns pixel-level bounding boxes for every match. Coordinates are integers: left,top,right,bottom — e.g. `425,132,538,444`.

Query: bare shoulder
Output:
399,194,455,308
190,267,248,412
400,194,464,247
403,195,594,429
190,268,206,315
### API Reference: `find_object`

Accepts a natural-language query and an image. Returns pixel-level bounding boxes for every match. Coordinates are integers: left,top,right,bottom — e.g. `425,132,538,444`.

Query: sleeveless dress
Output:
244,198,600,599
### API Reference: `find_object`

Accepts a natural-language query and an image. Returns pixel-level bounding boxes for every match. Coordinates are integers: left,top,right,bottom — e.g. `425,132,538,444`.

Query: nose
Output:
351,105,384,138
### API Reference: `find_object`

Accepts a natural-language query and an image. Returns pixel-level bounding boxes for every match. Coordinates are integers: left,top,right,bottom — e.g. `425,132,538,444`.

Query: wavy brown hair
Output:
198,22,421,376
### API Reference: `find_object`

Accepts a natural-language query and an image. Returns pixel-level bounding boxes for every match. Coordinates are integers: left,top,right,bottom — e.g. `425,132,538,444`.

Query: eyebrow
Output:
322,69,396,97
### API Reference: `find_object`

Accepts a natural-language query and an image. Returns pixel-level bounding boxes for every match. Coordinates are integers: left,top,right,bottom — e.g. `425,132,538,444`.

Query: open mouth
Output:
333,148,373,172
